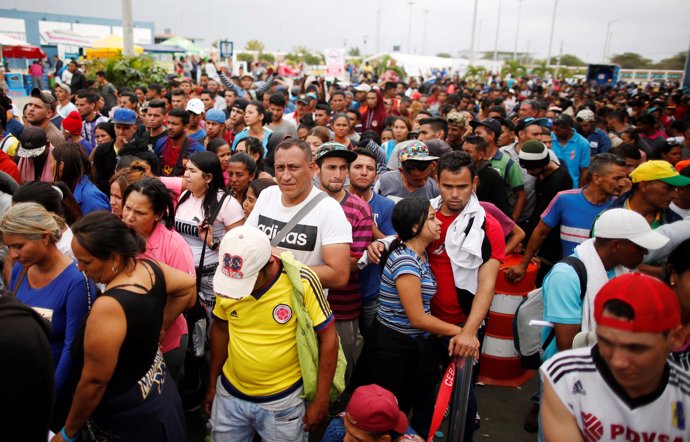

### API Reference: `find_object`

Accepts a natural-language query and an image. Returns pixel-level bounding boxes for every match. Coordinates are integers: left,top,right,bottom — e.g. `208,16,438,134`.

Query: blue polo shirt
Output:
551,130,590,187
359,192,396,302
541,188,613,258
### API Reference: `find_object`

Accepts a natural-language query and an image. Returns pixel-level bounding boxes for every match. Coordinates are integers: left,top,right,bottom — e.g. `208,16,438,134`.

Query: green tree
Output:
548,54,586,66
304,52,324,65
237,53,254,63
258,52,275,63
500,60,526,78
245,39,265,54
348,47,361,57
654,52,687,70
464,65,487,80
609,52,652,69
530,60,553,78
88,55,167,88
436,52,452,58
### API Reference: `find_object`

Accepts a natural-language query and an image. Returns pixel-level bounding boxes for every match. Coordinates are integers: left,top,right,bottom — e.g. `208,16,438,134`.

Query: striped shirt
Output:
329,192,373,320
541,188,614,258
377,246,437,337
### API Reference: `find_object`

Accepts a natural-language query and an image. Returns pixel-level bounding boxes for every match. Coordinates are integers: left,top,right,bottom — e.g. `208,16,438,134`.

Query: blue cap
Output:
111,107,137,125
205,108,226,124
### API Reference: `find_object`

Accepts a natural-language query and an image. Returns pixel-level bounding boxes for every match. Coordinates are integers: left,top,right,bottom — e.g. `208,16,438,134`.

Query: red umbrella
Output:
2,45,46,59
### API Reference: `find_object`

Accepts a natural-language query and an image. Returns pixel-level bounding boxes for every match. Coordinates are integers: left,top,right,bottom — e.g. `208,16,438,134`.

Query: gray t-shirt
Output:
374,170,439,203
269,119,298,138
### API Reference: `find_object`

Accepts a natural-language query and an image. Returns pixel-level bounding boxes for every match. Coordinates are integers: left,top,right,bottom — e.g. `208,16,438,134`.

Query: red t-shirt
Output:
429,210,505,324
0,150,21,184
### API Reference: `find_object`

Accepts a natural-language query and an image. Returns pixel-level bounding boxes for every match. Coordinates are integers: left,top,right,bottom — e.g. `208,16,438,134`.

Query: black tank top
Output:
72,260,167,395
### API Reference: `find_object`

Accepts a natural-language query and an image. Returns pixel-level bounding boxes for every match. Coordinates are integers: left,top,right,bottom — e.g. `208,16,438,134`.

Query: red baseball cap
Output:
594,273,680,333
345,385,408,434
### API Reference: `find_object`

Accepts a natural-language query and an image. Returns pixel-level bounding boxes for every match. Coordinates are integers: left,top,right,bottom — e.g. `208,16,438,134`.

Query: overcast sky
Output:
4,0,690,62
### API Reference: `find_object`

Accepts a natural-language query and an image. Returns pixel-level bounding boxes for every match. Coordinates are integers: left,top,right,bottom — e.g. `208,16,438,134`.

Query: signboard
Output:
324,48,345,80
220,40,234,58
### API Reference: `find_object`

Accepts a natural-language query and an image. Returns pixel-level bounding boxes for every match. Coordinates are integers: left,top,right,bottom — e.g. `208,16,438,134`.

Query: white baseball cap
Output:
186,98,205,115
594,208,669,250
354,84,371,93
213,226,272,300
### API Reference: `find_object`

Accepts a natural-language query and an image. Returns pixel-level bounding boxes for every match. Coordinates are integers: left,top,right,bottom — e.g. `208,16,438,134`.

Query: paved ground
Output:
186,373,540,441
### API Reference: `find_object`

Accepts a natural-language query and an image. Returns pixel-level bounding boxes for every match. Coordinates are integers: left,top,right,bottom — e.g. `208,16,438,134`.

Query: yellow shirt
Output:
212,261,333,399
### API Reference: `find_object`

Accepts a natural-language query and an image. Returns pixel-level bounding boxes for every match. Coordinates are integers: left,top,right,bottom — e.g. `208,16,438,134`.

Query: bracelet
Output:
61,427,77,442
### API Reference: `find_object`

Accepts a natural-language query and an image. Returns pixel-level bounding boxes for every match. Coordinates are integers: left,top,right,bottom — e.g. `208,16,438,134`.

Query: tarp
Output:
160,36,201,55
85,34,143,59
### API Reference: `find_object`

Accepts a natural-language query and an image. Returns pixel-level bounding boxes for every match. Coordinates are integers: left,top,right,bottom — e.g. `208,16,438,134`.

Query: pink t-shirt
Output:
140,222,195,353
159,176,183,209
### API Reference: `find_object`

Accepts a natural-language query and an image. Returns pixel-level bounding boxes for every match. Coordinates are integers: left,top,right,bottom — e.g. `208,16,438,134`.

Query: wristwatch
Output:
210,237,221,251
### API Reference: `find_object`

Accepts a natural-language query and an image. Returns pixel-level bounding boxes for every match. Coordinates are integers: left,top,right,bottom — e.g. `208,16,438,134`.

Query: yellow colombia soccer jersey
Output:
212,260,333,399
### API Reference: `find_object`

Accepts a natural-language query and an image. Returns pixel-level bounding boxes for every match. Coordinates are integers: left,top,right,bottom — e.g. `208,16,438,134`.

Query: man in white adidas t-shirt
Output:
541,273,689,442
245,138,352,290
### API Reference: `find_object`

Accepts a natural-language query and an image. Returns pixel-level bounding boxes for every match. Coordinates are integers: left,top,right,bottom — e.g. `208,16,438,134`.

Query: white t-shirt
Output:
174,191,244,266
541,346,690,441
57,102,78,119
245,185,352,268
670,202,690,220
56,227,74,259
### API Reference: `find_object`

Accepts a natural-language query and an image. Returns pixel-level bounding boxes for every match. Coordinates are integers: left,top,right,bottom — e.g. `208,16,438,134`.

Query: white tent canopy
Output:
363,52,503,78
0,34,31,47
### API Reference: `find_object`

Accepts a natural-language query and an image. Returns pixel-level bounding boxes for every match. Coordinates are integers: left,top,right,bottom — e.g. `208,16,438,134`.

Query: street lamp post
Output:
407,2,415,53
546,0,559,67
422,9,430,55
513,0,523,61
122,0,134,56
469,0,479,65
493,0,502,62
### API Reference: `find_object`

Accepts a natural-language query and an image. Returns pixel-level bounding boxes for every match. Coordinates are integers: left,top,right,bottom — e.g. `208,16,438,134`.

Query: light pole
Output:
407,2,415,53
375,1,382,54
469,0,479,65
546,0,559,66
513,0,523,61
603,20,617,62
493,0,502,62
422,9,430,55
122,0,134,56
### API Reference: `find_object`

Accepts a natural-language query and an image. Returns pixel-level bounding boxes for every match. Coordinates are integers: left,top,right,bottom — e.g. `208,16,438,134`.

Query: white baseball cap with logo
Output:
213,226,272,300
593,208,669,250
186,98,205,115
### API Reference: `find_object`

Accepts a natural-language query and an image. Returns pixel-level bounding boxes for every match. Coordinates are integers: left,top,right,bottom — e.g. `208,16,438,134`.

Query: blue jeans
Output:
211,379,308,442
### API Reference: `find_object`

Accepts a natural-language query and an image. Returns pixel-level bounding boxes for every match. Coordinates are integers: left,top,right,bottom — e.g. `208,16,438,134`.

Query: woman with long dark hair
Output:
351,197,463,435
226,152,256,204
52,142,110,214
58,211,194,441
362,88,387,135
231,100,272,152
175,151,244,309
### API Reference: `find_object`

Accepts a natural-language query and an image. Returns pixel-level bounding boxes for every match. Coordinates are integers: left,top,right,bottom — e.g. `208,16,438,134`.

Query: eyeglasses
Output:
402,161,431,172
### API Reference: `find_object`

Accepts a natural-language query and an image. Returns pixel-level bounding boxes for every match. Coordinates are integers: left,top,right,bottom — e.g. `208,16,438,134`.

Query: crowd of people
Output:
0,56,690,442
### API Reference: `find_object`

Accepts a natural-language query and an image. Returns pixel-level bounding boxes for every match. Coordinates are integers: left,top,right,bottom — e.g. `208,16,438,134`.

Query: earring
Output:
112,265,118,274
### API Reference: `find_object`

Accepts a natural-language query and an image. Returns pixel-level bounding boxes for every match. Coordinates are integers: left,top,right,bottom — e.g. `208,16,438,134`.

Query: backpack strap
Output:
541,256,587,351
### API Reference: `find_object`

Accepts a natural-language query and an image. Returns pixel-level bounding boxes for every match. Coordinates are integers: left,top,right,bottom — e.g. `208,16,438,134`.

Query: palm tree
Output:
464,65,487,80
501,60,526,78
244,39,265,61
